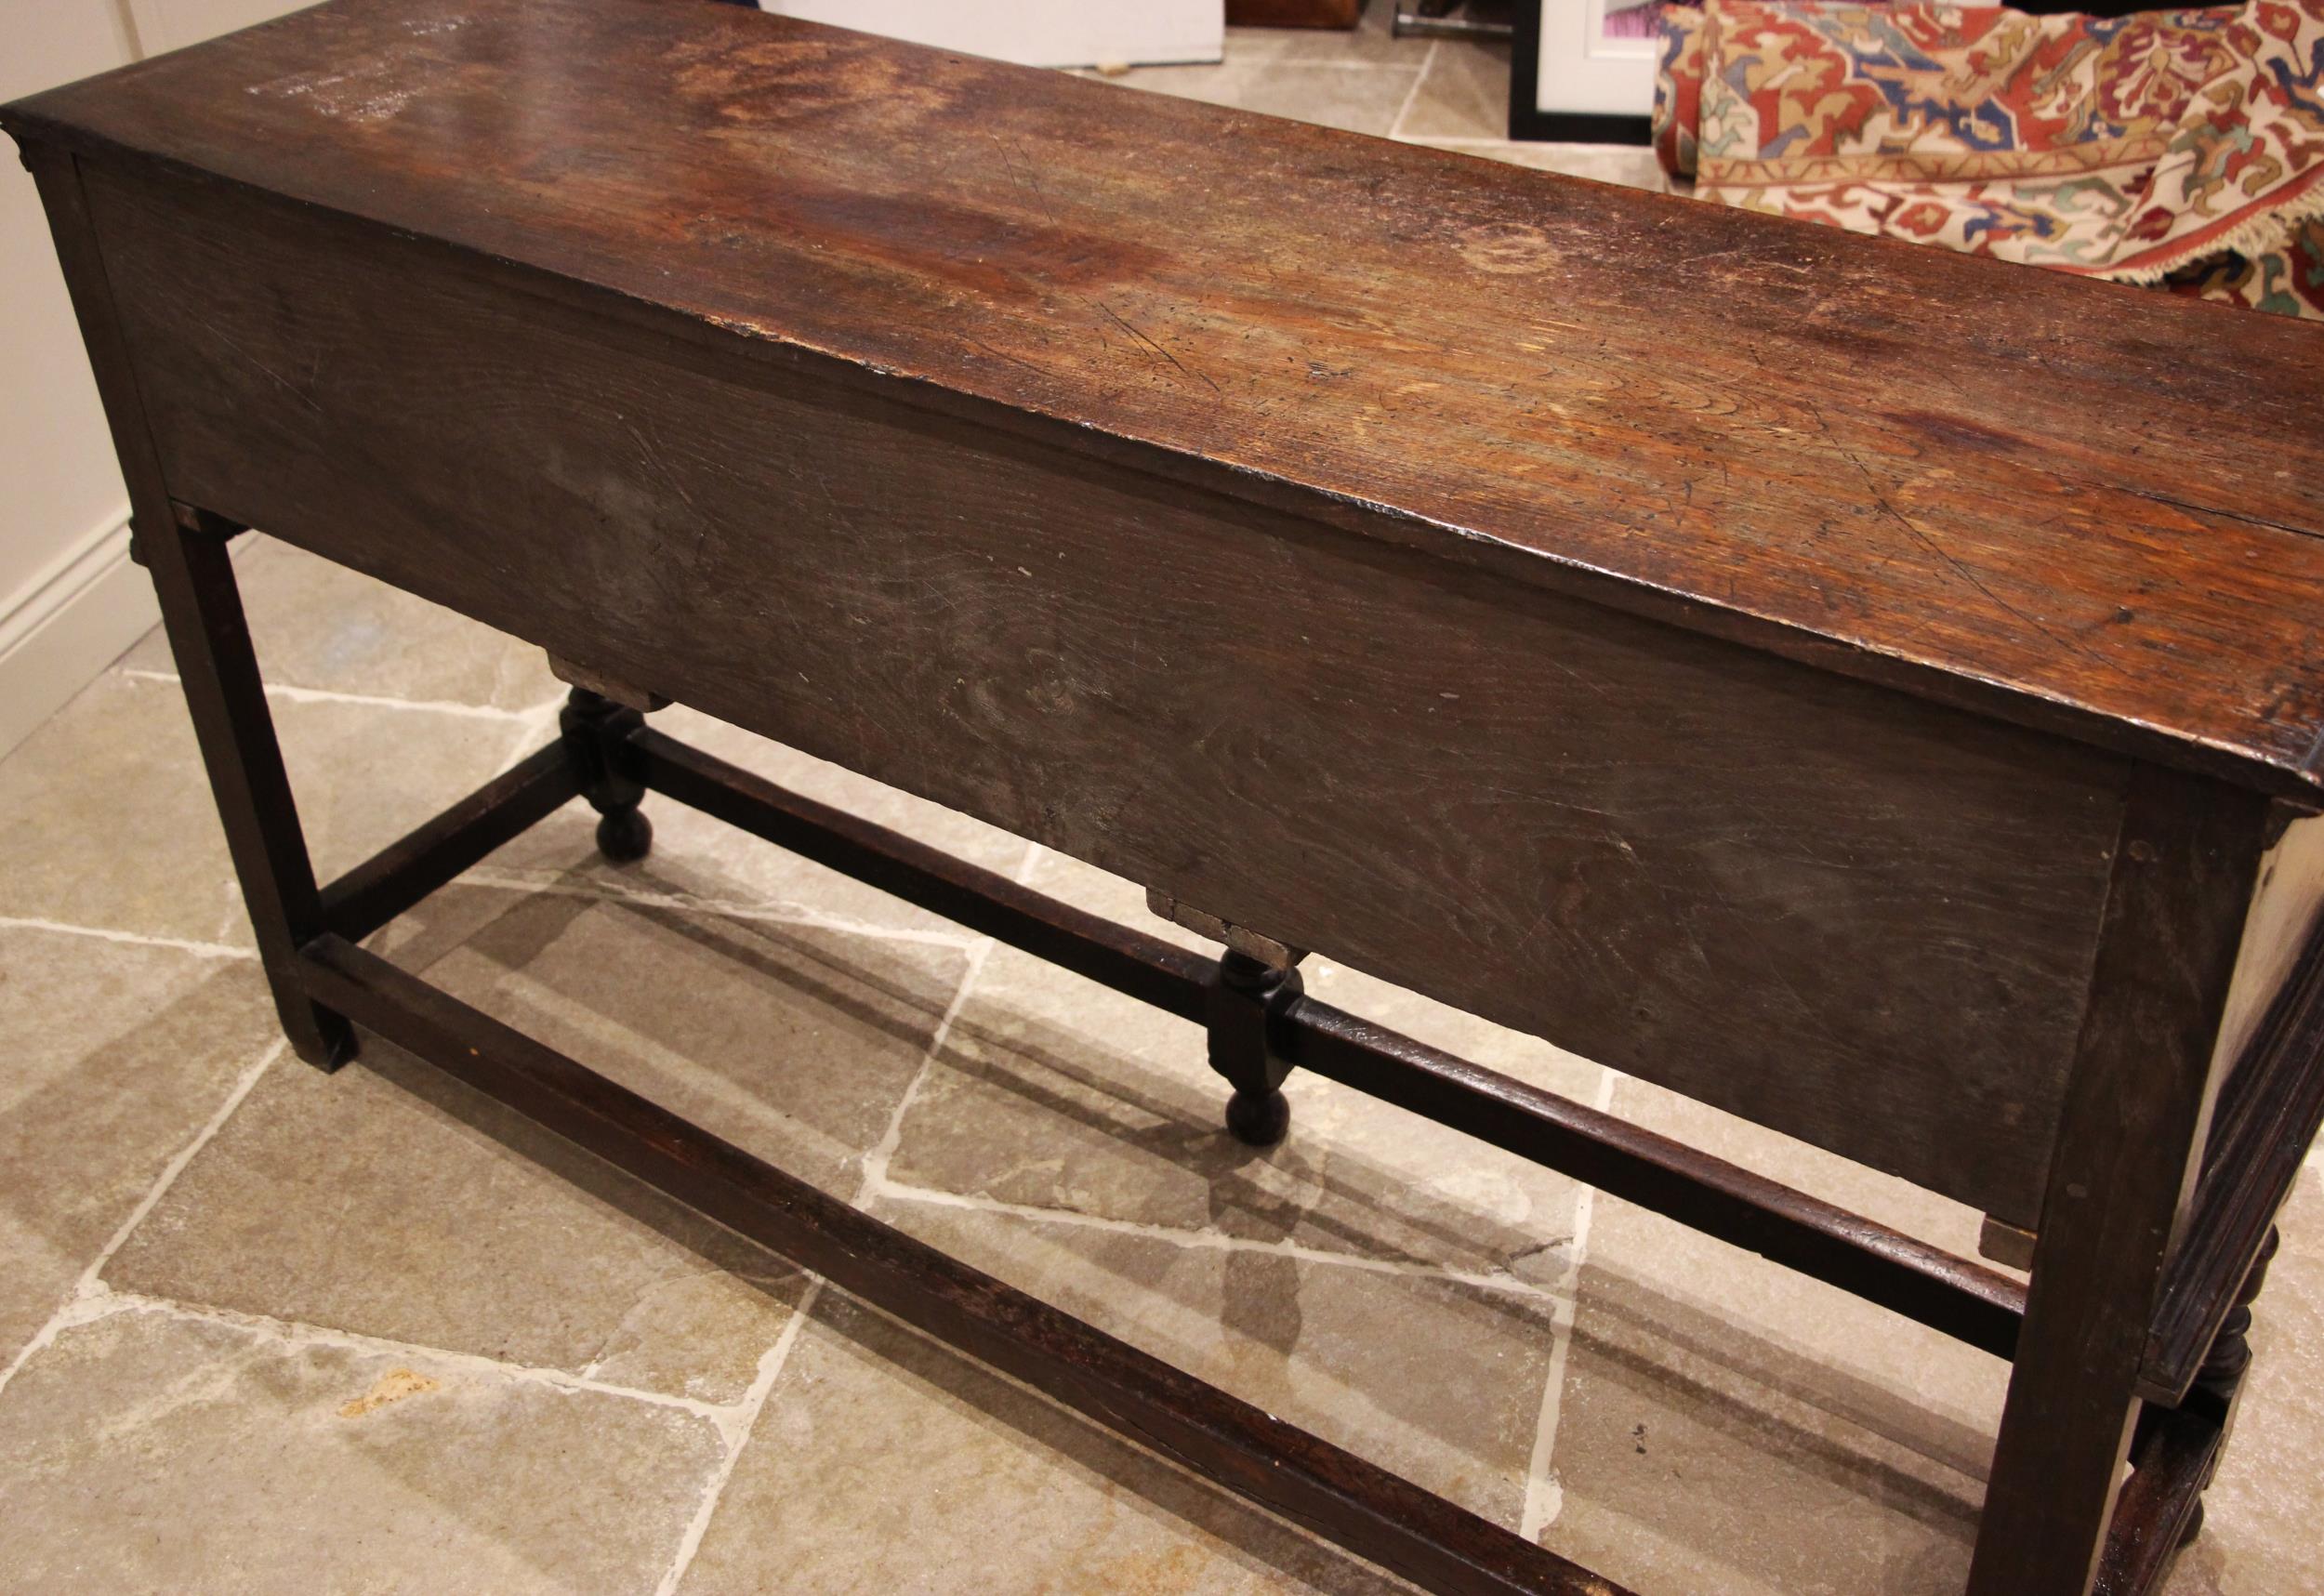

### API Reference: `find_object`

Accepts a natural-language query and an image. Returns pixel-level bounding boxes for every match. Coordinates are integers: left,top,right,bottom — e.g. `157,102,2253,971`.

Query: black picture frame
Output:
1507,0,1655,143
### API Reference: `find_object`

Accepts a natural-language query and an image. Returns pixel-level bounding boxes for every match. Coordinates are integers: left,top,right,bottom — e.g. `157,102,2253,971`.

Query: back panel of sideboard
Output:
85,156,2135,1223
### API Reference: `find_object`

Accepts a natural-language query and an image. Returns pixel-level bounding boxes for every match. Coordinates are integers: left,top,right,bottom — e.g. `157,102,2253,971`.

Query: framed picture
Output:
1509,0,1660,144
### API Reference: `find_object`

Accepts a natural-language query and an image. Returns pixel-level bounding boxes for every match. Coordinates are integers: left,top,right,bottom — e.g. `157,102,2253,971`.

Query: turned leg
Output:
559,686,654,863
2191,1225,2280,1418
2176,1224,2282,1547
1208,950,1301,1146
1146,890,1308,1147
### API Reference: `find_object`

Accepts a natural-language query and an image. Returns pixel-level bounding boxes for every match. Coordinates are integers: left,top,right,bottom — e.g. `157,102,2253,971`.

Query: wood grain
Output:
87,157,2130,1221
6,0,2322,798
1969,765,2268,1596
13,11,2317,1590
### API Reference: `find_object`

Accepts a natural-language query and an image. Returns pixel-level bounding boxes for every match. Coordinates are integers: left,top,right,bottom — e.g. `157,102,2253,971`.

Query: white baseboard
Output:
0,504,156,760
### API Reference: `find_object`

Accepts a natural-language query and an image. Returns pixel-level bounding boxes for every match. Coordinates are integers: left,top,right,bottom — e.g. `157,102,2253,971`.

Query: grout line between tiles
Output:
79,1039,287,1295
852,841,1048,1203
56,1288,748,1425
640,842,1046,1595
497,701,567,765
66,630,1627,1562
874,1178,1569,1302
1519,1064,1623,1543
0,1027,763,1434
0,915,255,960
118,666,547,723
0,1038,284,1404
7,736,1595,1555
1385,38,1439,141
651,1277,828,1596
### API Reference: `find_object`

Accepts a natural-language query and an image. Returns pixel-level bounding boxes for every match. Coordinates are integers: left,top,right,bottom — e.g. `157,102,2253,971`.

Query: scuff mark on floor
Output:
337,1367,441,1418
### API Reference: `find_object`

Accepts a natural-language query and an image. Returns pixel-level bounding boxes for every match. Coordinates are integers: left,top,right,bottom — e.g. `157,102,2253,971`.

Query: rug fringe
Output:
2098,177,2324,284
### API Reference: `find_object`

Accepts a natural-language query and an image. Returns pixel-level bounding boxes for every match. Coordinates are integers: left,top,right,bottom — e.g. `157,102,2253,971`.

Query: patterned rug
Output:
1653,0,2324,317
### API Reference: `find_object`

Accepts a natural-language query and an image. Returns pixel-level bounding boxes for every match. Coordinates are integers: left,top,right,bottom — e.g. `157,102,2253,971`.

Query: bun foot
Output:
2178,1499,2206,1548
596,806,653,864
1225,1087,1289,1147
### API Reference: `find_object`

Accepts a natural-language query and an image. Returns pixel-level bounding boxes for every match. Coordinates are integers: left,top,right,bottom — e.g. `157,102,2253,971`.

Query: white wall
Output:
0,0,304,757
123,0,309,56
759,1,1222,68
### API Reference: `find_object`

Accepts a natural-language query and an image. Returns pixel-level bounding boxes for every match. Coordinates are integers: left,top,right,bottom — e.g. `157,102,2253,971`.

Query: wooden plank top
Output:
10,0,2324,796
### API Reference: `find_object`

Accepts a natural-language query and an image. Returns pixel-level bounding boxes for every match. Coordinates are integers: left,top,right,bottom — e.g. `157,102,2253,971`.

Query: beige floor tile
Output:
2163,1165,2324,1596
870,1196,1557,1527
123,535,563,712
1393,37,1509,139
1604,1075,2004,1279
107,1040,809,1403
492,704,1032,938
893,848,1599,1273
104,1033,807,1405
0,928,279,1366
0,669,538,949
0,1304,721,1595
891,850,1600,1282
1407,136,1670,192
1544,1202,2000,1594
1006,844,1217,951
392,881,972,1198
679,1291,1411,1596
1094,58,1425,136
1538,1078,2009,1594
1544,1299,1985,1595
107,885,968,1400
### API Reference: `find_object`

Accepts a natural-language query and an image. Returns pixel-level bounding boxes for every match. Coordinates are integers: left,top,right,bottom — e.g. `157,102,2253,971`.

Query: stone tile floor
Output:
4,15,2321,1596
1078,2,1670,190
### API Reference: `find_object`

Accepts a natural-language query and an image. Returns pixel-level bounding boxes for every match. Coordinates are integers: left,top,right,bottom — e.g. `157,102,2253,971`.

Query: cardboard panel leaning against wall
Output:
756,0,1225,68
1,0,307,758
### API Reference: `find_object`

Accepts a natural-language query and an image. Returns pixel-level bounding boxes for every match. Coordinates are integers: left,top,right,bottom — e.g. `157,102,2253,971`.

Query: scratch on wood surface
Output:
966,336,1050,379
2113,481,2321,542
1806,400,2101,664
988,130,1060,229
197,317,324,415
1097,301,1221,394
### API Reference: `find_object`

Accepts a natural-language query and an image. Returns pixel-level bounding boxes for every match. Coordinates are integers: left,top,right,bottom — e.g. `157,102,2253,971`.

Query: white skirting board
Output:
0,506,155,760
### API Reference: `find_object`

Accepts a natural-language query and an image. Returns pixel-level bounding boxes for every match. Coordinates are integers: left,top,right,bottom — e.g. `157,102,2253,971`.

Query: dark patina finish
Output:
7,3,2321,1593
